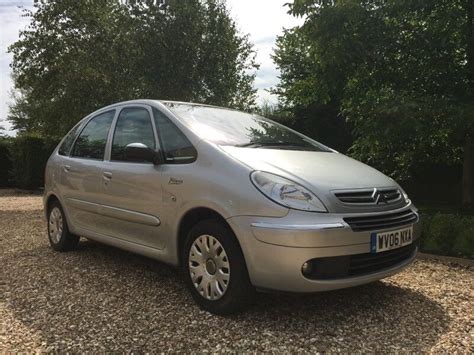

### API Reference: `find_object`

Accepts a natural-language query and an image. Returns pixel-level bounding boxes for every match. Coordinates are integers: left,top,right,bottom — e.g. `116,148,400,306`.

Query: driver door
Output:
97,105,165,249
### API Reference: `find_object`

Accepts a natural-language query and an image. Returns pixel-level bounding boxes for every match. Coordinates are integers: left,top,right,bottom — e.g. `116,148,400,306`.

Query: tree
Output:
272,24,354,152
275,0,474,206
8,0,136,135
127,0,257,110
8,0,257,137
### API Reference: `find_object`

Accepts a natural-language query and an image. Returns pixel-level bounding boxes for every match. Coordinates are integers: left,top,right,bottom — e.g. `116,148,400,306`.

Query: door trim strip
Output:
67,198,160,226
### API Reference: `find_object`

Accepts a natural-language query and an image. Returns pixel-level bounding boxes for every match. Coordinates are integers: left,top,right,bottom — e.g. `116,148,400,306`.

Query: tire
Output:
47,201,80,251
182,219,255,315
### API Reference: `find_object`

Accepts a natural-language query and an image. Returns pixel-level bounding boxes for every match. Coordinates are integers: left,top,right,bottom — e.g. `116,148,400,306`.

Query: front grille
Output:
334,188,401,205
304,243,417,280
343,209,418,232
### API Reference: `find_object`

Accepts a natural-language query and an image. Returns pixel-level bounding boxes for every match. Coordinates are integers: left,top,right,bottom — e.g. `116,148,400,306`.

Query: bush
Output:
0,138,13,187
8,135,59,190
452,221,474,257
421,213,474,258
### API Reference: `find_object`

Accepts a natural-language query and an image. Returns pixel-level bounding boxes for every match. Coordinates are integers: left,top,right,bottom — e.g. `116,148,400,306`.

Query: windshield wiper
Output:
235,141,308,148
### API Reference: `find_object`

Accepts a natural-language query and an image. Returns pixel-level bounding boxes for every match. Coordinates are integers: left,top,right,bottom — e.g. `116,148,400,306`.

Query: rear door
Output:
59,110,115,232
97,105,165,249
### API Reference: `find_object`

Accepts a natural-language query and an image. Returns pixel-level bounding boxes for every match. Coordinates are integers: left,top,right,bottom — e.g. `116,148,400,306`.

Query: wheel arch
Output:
44,193,74,233
177,207,237,267
44,193,61,216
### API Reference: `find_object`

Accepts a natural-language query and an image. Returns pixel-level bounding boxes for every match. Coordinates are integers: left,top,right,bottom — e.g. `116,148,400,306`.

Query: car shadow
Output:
3,237,450,351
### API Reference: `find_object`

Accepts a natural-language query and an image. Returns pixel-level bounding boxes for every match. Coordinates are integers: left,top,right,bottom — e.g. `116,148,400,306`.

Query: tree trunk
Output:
462,134,474,207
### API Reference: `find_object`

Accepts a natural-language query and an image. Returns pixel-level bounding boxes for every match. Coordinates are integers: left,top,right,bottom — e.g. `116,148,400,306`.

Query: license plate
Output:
370,226,413,253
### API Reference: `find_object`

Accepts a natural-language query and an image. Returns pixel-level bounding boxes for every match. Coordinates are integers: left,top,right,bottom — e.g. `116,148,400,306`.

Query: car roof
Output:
97,99,228,111
83,99,244,124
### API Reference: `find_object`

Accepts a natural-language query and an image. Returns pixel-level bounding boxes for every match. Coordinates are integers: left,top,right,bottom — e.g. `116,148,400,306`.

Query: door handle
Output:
63,165,71,172
103,172,113,179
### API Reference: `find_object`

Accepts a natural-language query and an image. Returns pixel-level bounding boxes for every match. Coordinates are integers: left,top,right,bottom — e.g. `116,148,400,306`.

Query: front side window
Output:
164,103,331,152
71,110,115,160
58,122,83,156
153,108,196,164
111,107,156,162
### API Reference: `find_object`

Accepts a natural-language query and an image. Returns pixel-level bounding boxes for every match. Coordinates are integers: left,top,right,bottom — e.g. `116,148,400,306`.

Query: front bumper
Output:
227,206,421,293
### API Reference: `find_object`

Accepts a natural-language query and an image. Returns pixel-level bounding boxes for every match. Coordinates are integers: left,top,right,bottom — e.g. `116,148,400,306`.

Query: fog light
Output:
301,261,313,276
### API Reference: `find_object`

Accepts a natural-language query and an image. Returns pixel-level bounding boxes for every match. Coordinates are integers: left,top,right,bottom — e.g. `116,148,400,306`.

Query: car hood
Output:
220,146,400,212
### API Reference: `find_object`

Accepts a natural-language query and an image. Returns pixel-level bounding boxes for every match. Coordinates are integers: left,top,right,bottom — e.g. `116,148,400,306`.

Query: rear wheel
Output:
183,219,255,315
47,201,79,251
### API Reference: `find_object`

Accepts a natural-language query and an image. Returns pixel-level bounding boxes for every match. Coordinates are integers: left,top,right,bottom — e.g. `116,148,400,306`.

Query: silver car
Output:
44,100,421,314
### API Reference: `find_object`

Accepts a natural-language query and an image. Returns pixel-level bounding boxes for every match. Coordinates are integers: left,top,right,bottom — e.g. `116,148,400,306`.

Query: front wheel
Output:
183,219,255,315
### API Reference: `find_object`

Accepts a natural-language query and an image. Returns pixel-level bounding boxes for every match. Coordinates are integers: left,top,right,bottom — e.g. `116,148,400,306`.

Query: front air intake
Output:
343,209,418,232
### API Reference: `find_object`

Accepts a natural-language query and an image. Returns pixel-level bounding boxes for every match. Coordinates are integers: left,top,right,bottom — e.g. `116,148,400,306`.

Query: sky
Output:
0,0,304,135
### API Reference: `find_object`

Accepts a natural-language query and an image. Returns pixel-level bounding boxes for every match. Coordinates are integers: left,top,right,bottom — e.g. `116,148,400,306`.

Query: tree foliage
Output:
275,0,474,204
272,24,354,152
8,0,258,136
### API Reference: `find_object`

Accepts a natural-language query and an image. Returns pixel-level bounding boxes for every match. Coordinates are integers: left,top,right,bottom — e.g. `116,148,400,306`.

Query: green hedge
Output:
420,213,474,258
0,138,13,187
8,135,59,189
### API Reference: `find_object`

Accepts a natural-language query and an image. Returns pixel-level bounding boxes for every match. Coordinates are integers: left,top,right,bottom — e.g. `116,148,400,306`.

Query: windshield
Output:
163,103,331,152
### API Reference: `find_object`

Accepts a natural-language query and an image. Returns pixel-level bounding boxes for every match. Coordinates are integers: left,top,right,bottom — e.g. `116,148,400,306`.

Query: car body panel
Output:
59,157,106,232
219,146,406,213
227,211,420,292
96,161,165,248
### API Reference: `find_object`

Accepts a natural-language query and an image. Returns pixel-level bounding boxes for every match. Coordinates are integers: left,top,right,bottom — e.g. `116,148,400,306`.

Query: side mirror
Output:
124,143,162,164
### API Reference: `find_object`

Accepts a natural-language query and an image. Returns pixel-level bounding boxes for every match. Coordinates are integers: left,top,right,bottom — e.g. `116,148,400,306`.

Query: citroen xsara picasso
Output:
44,100,421,314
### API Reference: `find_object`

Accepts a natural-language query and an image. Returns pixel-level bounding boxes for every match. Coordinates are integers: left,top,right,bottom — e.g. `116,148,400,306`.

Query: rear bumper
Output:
227,206,421,293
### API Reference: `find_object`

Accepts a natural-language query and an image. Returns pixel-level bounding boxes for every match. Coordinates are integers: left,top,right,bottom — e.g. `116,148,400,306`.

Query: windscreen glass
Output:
164,103,330,152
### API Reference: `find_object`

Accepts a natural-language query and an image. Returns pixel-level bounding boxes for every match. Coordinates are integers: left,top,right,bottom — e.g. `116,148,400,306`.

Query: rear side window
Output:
58,122,82,156
153,108,196,164
71,110,115,160
111,107,156,162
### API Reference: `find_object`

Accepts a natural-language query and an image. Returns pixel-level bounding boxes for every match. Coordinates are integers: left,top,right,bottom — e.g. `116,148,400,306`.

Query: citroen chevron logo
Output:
372,188,389,204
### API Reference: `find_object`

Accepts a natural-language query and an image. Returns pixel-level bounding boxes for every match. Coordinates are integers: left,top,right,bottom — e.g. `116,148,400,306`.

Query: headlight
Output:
250,171,327,212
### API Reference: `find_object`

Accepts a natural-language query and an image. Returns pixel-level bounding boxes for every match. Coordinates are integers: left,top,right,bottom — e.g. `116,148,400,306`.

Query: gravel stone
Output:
1,191,473,352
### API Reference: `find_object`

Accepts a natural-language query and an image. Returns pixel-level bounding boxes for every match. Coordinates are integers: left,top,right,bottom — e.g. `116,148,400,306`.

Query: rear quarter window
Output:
71,110,115,160
58,122,83,156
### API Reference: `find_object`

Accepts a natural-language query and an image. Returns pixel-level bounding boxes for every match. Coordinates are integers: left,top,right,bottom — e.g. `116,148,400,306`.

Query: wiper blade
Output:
235,141,307,148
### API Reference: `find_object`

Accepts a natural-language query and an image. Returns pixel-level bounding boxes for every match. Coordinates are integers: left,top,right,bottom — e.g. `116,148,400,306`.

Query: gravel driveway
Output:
1,190,473,352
